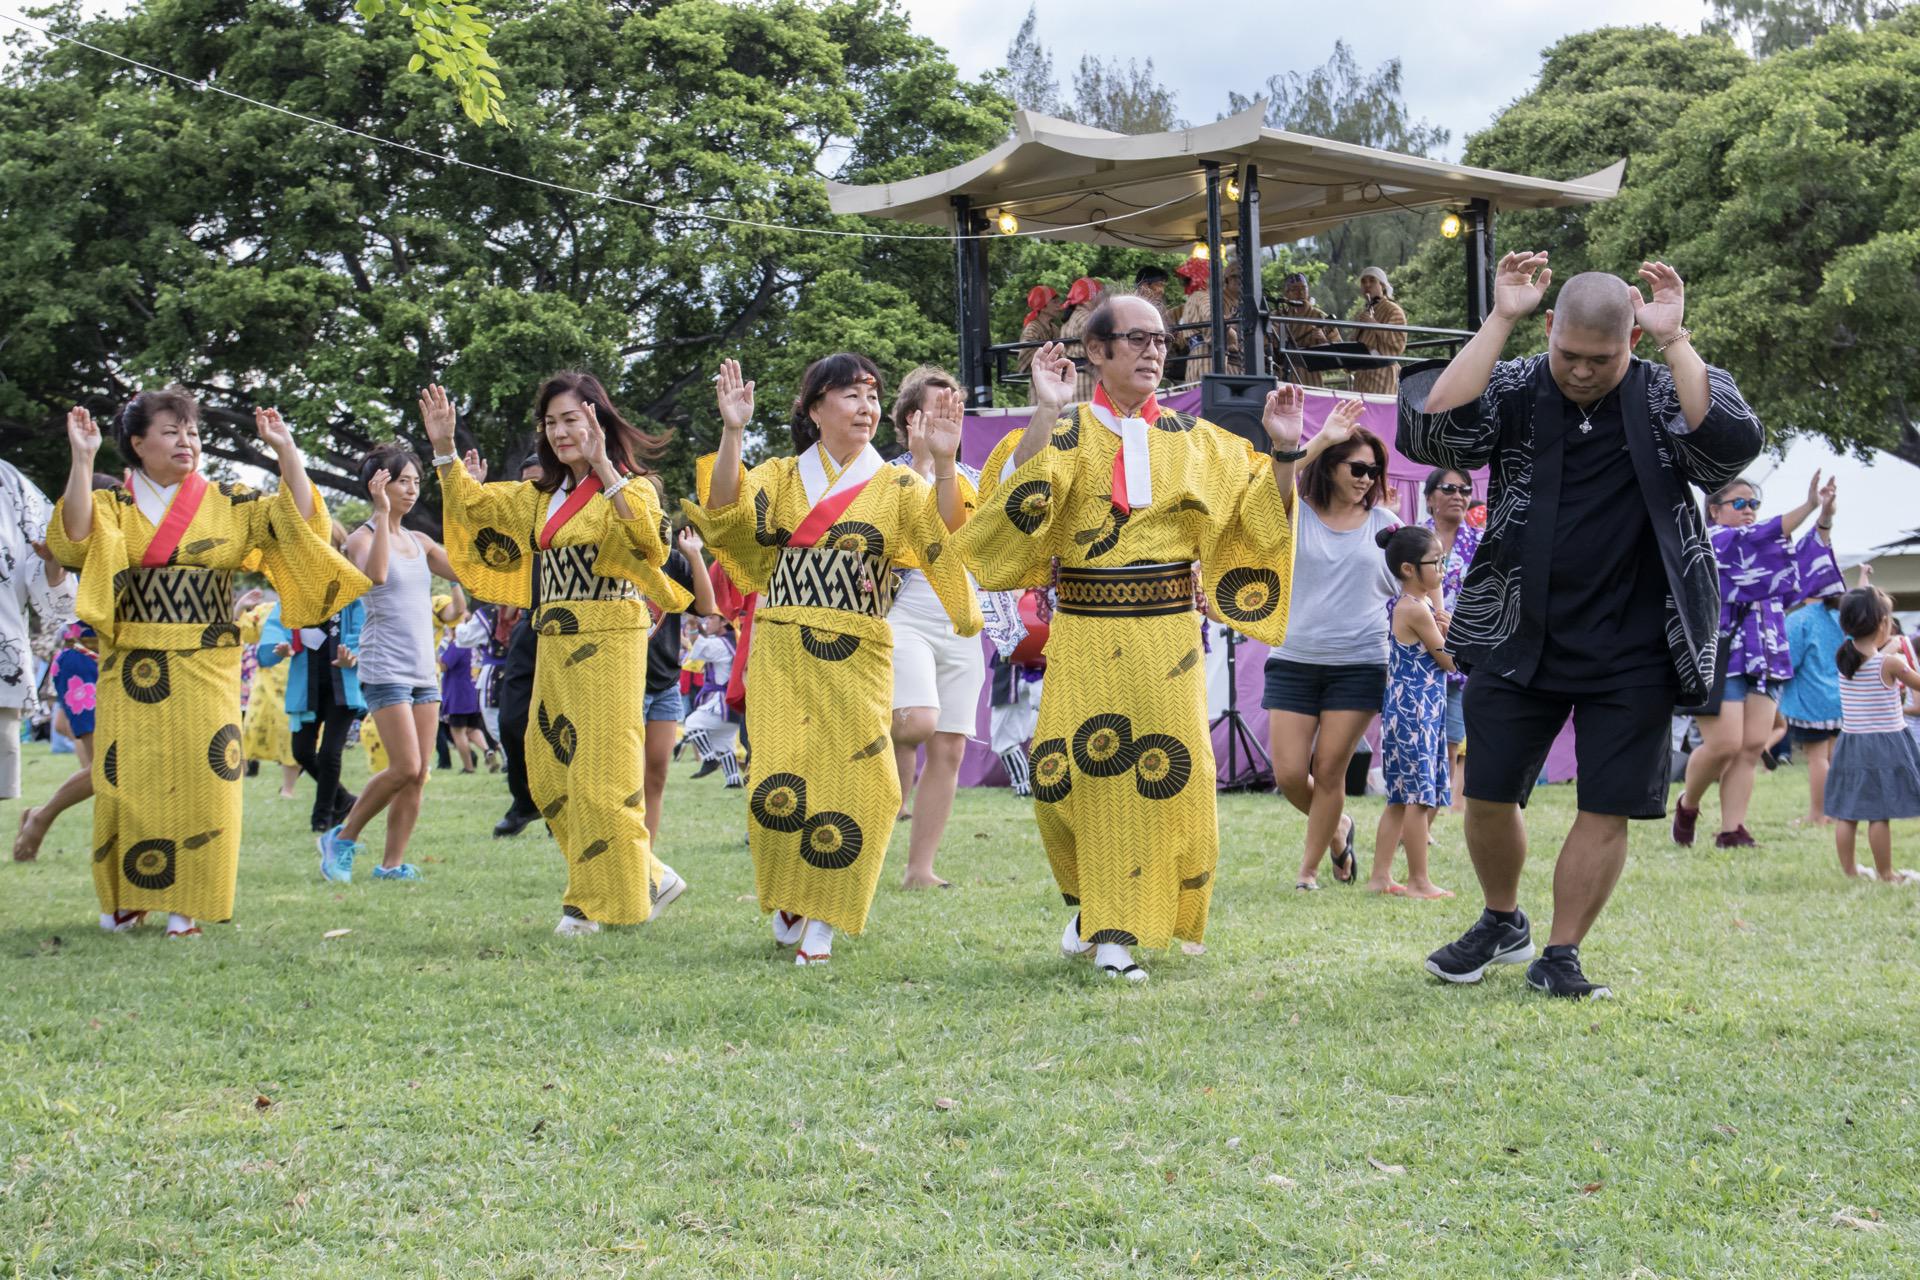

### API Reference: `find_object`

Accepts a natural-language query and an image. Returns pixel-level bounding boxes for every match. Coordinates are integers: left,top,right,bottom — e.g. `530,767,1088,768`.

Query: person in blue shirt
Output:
257,599,367,834
1779,581,1849,827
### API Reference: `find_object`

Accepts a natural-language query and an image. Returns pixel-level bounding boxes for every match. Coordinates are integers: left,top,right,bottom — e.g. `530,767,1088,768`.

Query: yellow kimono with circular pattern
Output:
48,483,368,922
239,602,297,768
437,462,688,926
685,455,982,936
954,405,1295,948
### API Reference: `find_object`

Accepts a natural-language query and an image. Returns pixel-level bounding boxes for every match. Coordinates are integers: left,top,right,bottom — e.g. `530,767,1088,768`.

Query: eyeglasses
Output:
1717,497,1761,512
1415,557,1445,568
1431,483,1472,497
1110,329,1171,352
1344,461,1384,480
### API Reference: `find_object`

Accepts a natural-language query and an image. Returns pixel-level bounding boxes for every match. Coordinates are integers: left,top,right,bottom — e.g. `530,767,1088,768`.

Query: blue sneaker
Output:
318,825,360,883
372,863,421,881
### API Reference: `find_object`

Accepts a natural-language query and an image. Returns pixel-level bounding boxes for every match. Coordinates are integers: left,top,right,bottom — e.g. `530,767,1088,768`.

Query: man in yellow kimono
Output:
956,293,1320,982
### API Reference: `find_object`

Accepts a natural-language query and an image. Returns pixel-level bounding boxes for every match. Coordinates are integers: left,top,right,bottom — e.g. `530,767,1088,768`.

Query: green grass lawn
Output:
3,742,1917,1278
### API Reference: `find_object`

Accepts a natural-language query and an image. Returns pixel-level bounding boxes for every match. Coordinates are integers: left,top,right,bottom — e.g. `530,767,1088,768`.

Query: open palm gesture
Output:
66,406,102,463
914,385,965,465
419,384,458,455
367,468,392,517
1632,261,1686,344
254,407,295,454
1314,397,1367,451
1492,251,1552,321
1029,341,1076,407
715,359,755,434
1262,383,1306,448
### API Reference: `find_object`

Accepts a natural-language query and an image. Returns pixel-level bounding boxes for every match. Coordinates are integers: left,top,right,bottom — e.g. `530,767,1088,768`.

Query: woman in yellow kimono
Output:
424,375,690,936
687,354,981,965
239,599,301,797
955,294,1327,982
51,388,368,937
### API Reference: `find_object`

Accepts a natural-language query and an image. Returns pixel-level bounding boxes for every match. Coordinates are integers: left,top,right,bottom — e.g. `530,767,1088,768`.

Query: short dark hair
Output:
1708,476,1762,507
532,371,669,494
359,442,424,488
1298,426,1390,511
113,387,198,459
790,353,885,454
1376,524,1438,583
1423,466,1471,497
1134,266,1169,287
1082,294,1166,357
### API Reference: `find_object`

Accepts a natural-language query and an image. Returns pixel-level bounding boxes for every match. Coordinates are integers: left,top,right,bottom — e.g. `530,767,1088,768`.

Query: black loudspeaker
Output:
1200,372,1278,452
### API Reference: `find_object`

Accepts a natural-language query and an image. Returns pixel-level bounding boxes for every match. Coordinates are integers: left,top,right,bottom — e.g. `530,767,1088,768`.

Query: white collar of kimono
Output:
1085,392,1155,508
131,468,182,528
544,471,587,522
797,441,884,509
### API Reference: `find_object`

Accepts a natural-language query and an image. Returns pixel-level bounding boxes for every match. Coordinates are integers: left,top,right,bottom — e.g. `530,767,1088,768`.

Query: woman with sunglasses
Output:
1263,418,1402,890
427,375,693,936
1421,468,1481,808
1673,471,1841,849
689,354,981,967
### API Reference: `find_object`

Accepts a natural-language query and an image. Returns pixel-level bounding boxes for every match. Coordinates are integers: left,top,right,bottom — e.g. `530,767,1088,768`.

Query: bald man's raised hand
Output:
1632,261,1686,345
1492,251,1552,321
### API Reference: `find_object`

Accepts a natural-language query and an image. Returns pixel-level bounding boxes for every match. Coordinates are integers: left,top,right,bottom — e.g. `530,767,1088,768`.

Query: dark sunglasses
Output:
1719,497,1760,512
1431,483,1472,497
1344,461,1384,480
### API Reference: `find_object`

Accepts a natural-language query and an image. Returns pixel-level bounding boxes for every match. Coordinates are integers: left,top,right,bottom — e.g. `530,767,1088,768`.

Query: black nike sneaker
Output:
1525,945,1613,999
1425,908,1535,984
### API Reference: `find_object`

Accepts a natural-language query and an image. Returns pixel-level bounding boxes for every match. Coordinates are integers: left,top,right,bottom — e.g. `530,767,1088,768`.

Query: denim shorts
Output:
1261,657,1388,716
363,682,441,712
642,686,684,723
1444,684,1466,746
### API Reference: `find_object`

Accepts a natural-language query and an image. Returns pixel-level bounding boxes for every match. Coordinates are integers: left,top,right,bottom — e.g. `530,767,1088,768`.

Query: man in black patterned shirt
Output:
1397,253,1762,999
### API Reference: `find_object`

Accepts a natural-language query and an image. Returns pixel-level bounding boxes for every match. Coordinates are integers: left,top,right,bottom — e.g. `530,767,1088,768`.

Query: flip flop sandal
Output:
1099,961,1148,983
166,925,202,939
794,948,831,966
1330,817,1358,884
1294,880,1321,892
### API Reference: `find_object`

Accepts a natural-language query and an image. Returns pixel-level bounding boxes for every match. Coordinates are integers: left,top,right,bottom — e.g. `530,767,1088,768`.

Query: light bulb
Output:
1225,176,1242,203
996,210,1019,235
1440,212,1462,240
1191,241,1210,261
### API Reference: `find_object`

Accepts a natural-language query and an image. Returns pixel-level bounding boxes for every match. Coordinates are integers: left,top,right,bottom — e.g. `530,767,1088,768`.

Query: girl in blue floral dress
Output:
1365,527,1455,898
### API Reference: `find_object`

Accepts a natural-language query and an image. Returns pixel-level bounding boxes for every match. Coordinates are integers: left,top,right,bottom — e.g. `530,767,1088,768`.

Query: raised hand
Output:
1632,261,1686,345
1819,474,1838,523
1313,396,1367,451
1492,251,1552,321
579,400,611,473
234,587,265,612
920,385,965,464
1029,341,1076,408
675,525,704,558
419,384,458,456
716,359,755,435
462,449,488,483
1262,383,1306,448
367,467,391,517
254,407,297,455
67,406,102,462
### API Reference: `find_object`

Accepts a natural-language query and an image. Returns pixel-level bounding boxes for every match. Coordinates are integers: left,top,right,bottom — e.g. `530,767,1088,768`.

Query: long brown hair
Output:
1298,426,1390,511
531,371,670,494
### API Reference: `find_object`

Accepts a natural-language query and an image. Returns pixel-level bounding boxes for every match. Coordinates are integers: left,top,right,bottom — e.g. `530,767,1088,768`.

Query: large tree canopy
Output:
1399,13,1920,468
0,0,1008,513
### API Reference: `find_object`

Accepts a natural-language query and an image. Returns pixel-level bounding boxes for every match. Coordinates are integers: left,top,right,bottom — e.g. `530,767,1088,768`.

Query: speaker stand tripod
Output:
1210,624,1272,792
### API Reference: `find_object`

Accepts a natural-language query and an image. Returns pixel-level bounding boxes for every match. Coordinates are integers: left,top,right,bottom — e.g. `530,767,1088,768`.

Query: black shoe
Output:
332,792,358,825
690,759,719,780
493,807,539,838
1525,945,1613,999
1425,908,1535,984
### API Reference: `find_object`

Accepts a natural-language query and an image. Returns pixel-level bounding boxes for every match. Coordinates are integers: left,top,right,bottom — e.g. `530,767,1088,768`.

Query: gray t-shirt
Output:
356,530,439,687
1269,503,1401,667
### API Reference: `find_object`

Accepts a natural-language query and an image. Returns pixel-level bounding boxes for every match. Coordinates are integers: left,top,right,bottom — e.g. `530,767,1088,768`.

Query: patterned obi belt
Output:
1055,562,1197,618
533,545,638,606
121,567,234,627
767,546,899,619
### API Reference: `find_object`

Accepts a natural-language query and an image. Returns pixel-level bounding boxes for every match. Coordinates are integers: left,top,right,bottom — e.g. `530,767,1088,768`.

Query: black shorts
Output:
445,711,486,731
1262,657,1387,716
1789,724,1838,746
1462,672,1674,819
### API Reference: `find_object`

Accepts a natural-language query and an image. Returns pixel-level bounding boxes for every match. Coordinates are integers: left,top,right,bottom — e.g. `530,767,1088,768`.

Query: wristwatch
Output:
1270,445,1309,463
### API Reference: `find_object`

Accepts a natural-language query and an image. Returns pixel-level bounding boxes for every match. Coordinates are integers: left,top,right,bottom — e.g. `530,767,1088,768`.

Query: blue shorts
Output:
642,686,684,722
1261,657,1388,716
363,682,440,712
1445,684,1466,746
1721,673,1775,704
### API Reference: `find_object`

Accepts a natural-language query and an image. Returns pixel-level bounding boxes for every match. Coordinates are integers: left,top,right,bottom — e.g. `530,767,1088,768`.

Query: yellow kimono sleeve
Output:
895,471,982,637
251,486,371,628
46,492,129,642
1196,425,1294,647
238,602,273,645
438,461,538,608
951,428,1073,592
682,454,788,594
596,476,693,614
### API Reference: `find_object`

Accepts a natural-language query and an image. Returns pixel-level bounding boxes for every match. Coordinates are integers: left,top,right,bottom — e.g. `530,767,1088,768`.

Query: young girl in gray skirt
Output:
1826,586,1920,883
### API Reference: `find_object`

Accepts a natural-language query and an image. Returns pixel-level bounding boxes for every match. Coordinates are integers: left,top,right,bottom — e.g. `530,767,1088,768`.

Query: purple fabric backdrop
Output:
950,389,1577,788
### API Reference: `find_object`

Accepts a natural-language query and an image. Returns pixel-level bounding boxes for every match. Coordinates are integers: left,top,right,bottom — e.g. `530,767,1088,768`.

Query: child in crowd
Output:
1365,526,1454,899
13,623,98,860
1826,587,1920,883
683,614,743,787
